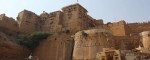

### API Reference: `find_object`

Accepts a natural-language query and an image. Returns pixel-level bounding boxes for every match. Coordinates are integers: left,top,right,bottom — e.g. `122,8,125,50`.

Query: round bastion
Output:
140,31,150,49
73,29,114,60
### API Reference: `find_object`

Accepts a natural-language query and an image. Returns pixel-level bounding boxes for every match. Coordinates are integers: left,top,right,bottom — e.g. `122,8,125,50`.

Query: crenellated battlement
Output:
127,21,150,25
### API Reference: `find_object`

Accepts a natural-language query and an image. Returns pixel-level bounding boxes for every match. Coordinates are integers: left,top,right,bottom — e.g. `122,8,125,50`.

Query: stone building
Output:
0,3,150,60
17,10,41,34
0,14,18,35
39,3,104,34
40,11,63,32
14,3,105,35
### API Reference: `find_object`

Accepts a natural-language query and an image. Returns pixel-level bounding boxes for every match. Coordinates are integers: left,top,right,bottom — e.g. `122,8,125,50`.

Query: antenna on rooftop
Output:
77,0,79,3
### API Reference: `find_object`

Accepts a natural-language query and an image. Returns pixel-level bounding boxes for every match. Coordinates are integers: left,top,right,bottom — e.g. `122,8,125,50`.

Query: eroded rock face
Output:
34,33,74,60
73,29,114,60
0,32,30,60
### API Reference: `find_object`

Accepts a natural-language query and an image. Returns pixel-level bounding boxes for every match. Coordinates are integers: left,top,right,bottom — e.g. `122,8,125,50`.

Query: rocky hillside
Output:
0,32,30,60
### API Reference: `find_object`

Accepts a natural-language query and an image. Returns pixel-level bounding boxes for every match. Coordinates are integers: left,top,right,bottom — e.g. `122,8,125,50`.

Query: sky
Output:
0,0,150,23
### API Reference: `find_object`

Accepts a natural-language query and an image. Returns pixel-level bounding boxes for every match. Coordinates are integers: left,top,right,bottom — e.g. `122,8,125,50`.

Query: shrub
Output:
16,32,53,51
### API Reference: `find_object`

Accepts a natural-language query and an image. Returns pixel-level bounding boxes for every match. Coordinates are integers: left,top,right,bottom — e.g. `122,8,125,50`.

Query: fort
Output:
0,3,150,60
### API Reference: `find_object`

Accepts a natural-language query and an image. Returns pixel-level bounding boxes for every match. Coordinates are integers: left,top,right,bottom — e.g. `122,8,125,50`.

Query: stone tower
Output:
40,11,63,32
17,10,40,34
0,14,18,35
62,3,89,33
107,20,128,36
